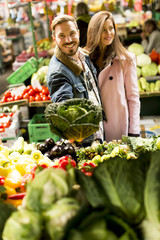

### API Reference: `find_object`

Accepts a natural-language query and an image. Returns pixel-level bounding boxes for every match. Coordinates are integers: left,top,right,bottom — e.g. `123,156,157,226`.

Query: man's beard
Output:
57,42,79,56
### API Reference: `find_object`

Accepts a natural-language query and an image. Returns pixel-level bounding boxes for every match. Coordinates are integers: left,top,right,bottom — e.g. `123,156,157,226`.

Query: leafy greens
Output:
45,98,103,142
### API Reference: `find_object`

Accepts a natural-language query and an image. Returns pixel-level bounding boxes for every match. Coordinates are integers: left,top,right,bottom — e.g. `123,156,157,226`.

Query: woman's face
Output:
145,23,154,34
100,18,115,50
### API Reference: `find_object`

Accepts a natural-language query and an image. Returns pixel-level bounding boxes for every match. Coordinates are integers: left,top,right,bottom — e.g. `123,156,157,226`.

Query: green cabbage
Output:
24,168,74,212
128,43,144,56
31,66,48,88
158,65,160,75
2,209,42,240
141,62,158,77
45,98,103,142
43,198,80,240
0,201,16,239
137,67,141,78
137,53,151,67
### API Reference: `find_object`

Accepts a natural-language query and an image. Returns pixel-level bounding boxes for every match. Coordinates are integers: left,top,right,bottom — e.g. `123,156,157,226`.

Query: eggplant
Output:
50,145,63,158
38,142,48,154
44,138,55,150
44,151,53,160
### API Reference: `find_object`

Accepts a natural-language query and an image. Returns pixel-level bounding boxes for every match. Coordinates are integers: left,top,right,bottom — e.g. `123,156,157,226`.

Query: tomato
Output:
4,91,12,98
0,97,6,103
0,123,4,128
0,128,5,132
26,85,33,91
34,88,40,93
23,88,29,94
14,95,21,101
0,113,6,118
28,89,36,96
23,93,29,99
8,112,14,117
41,86,49,95
35,95,41,101
3,121,11,128
7,97,14,102
41,95,48,101
48,95,51,99
29,96,35,102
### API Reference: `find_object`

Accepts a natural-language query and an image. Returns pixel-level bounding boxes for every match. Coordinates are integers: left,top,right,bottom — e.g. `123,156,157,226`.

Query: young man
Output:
47,14,104,144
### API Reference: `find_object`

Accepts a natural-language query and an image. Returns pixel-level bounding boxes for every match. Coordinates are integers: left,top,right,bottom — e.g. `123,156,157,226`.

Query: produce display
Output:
45,98,103,142
138,77,160,93
128,43,160,78
31,66,49,88
0,85,50,103
0,134,160,240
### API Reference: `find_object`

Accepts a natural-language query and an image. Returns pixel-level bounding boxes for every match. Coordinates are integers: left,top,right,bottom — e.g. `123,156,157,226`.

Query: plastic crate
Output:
28,114,60,143
7,57,38,84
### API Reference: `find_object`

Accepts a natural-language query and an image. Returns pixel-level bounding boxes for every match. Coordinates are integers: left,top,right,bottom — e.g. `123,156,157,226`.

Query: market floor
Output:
0,64,13,96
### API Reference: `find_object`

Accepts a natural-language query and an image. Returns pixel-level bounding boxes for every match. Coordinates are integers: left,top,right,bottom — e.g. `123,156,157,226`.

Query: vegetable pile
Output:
128,43,160,79
1,143,160,240
45,98,103,142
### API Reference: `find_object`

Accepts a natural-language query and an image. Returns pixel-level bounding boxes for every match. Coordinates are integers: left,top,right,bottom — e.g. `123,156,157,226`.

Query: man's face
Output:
53,21,79,57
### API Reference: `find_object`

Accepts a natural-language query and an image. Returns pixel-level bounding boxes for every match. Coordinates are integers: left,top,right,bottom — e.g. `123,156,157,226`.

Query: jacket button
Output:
109,76,113,80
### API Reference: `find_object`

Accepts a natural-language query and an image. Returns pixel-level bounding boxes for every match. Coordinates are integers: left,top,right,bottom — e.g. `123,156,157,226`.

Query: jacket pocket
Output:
73,83,87,98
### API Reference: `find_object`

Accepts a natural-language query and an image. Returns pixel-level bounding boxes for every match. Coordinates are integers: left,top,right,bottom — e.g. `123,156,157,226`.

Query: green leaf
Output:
64,123,99,142
45,98,102,141
75,169,106,207
93,157,145,224
144,150,160,225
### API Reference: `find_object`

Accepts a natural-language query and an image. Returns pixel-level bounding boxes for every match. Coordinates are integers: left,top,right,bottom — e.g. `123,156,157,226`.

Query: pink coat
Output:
98,52,140,142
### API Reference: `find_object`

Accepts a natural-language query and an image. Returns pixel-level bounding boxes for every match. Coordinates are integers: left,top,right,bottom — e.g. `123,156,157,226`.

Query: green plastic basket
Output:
28,114,60,143
7,57,38,84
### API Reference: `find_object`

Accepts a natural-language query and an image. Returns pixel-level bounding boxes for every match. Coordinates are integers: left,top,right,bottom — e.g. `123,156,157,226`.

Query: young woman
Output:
141,18,160,54
85,11,140,142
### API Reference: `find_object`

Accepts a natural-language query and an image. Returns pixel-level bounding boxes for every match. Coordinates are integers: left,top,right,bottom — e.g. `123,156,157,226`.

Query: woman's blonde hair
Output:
85,11,132,64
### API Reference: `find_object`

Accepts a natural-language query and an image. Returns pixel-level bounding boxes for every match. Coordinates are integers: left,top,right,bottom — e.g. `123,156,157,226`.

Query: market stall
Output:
0,0,160,238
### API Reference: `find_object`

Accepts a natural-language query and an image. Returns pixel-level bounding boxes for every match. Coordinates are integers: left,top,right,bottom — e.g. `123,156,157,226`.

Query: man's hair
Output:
51,14,78,36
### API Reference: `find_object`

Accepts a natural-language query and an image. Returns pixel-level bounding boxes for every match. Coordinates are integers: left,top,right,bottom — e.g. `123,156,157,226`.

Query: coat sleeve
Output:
124,54,141,135
47,71,74,103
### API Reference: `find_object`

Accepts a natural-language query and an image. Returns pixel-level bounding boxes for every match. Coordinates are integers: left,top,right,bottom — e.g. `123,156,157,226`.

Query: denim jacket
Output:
47,46,99,103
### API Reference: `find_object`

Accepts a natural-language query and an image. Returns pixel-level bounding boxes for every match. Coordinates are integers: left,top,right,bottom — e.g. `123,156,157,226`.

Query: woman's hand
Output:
140,31,147,40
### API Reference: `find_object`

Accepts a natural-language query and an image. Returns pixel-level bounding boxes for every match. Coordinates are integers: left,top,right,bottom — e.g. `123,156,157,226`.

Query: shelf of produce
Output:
0,99,28,107
140,91,160,98
29,100,52,107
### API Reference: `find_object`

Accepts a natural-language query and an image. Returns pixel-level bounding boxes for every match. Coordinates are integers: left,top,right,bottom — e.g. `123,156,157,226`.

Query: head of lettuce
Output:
44,98,103,142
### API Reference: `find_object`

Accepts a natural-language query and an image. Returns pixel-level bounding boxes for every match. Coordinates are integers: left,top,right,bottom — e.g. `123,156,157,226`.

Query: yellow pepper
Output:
4,186,17,196
0,165,15,177
4,169,22,189
31,150,42,161
4,199,23,207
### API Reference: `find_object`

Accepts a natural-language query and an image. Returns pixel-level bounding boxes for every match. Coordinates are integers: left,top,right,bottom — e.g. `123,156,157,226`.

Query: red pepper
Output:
0,176,5,185
81,162,96,173
149,49,159,63
8,192,26,200
58,156,76,170
84,172,93,176
39,164,48,169
20,173,34,192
